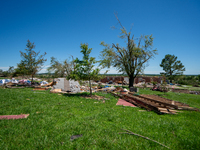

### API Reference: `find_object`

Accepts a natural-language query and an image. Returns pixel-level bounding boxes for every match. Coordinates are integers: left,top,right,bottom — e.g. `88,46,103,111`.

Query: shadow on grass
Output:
62,92,94,97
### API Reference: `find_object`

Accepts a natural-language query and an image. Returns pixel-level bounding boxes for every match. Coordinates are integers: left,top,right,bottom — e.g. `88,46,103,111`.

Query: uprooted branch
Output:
119,129,170,149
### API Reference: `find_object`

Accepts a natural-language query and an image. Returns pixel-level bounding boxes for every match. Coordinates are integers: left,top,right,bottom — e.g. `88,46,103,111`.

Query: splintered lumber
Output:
50,88,62,93
143,95,190,107
124,94,177,114
178,106,199,111
33,87,47,91
141,95,199,111
137,95,178,109
111,92,199,114
157,107,177,114
123,94,159,112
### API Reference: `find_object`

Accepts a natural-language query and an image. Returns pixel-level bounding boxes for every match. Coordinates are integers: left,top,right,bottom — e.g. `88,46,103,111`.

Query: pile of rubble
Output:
111,92,199,114
69,80,81,93
50,78,136,94
0,78,52,88
51,78,81,93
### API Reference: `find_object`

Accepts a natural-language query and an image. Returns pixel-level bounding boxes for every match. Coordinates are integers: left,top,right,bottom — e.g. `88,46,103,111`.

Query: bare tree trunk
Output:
31,74,34,85
129,76,135,88
89,79,92,96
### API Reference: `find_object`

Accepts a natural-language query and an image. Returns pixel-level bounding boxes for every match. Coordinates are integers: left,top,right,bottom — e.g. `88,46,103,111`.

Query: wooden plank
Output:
138,95,178,109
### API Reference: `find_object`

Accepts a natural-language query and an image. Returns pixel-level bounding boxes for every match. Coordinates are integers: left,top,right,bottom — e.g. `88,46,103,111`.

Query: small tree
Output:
7,66,15,77
67,43,101,96
17,40,47,84
100,14,157,87
161,75,168,93
160,54,185,83
47,57,73,78
0,69,3,76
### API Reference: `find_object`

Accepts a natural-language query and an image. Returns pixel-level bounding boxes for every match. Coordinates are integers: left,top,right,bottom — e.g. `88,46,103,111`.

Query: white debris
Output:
69,80,81,93
40,81,48,86
0,79,11,86
123,88,128,92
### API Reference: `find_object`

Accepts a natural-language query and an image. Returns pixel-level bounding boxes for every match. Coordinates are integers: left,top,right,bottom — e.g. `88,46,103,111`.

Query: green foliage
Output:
67,43,101,95
47,57,73,78
0,67,15,77
197,75,200,81
177,75,200,86
0,69,3,77
151,81,157,85
17,40,47,83
100,14,157,87
161,75,168,93
160,54,185,82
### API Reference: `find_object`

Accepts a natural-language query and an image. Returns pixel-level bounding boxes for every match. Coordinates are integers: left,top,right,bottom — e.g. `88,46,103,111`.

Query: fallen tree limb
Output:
119,129,170,149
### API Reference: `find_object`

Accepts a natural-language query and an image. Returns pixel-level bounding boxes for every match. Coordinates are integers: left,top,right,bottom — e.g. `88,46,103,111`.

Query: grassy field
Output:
0,87,200,149
176,85,200,91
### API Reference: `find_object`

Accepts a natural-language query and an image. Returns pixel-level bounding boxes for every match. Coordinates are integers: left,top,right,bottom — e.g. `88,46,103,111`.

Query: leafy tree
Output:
160,54,185,83
0,69,3,76
67,43,101,95
17,40,47,84
161,74,168,93
47,57,73,78
198,75,200,82
14,61,29,77
99,14,157,87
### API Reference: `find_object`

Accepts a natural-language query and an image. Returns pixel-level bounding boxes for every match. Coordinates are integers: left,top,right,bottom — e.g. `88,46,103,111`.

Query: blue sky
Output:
0,0,200,75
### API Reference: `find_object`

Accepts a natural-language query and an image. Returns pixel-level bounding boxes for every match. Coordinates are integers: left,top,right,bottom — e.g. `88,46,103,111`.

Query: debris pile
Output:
171,88,200,95
0,78,51,88
69,80,81,93
111,92,199,114
151,84,168,92
51,78,81,93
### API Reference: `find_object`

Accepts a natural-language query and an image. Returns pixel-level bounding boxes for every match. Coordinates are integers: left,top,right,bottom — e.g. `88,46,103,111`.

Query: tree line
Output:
1,14,196,92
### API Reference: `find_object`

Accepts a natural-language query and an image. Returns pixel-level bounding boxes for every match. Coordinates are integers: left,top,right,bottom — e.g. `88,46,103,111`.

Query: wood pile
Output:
111,92,199,114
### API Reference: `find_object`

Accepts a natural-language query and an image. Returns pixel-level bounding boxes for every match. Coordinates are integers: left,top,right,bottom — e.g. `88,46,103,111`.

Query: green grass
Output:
0,87,200,149
176,85,200,91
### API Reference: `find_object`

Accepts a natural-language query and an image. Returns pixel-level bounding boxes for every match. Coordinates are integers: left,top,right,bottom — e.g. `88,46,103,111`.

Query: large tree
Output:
67,43,101,95
160,54,185,82
47,57,73,78
100,15,157,87
17,40,47,83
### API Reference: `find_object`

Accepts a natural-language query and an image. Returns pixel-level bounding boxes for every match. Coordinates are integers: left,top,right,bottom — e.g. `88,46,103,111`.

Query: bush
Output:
177,80,189,85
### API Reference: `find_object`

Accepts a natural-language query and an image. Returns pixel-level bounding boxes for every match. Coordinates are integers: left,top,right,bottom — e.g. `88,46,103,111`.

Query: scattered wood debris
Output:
111,92,199,114
33,87,48,91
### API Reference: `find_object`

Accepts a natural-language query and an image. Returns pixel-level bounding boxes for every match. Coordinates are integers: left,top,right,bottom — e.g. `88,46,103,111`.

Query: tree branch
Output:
119,129,170,149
